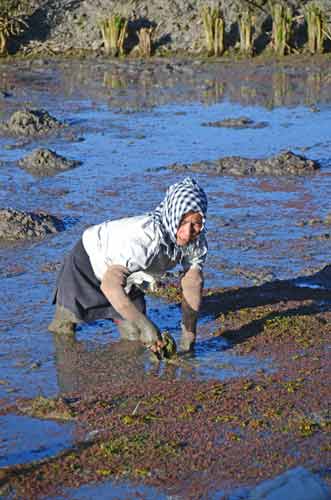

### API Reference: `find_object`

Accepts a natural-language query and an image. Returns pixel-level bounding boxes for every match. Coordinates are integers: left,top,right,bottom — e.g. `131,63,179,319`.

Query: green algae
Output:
296,417,320,437
20,395,75,420
213,414,238,424
179,403,200,419
121,413,161,426
154,439,183,456
100,433,149,458
150,283,182,302
282,378,305,393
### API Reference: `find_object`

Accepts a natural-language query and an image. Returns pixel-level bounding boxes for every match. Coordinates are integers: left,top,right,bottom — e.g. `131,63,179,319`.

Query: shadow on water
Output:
200,265,331,346
202,266,331,317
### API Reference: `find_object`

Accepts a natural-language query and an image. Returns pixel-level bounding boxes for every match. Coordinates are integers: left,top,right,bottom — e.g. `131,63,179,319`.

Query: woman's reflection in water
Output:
53,332,194,396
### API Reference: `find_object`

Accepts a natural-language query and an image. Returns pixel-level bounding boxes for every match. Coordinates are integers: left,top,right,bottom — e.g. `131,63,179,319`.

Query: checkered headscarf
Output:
153,177,208,260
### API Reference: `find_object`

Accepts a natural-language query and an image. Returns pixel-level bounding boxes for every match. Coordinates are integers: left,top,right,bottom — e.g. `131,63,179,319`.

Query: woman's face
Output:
176,211,203,246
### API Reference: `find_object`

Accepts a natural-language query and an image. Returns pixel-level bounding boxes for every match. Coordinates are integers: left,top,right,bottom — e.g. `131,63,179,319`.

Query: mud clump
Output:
18,149,81,176
202,116,268,129
20,395,75,421
0,208,64,242
0,109,67,137
170,150,320,176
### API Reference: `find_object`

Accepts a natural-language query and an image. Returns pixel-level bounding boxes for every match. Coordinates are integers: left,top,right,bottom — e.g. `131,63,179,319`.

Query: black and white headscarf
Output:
152,177,208,260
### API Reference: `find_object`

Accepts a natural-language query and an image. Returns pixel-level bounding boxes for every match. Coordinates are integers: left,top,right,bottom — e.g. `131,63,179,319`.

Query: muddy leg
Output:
48,305,78,335
180,298,198,352
179,324,196,352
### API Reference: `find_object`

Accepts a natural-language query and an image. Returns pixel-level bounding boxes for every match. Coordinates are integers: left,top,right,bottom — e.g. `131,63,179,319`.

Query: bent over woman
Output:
49,177,208,355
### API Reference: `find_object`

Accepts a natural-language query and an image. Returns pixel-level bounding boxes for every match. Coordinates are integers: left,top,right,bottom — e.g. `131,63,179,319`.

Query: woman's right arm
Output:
100,264,144,322
100,265,162,347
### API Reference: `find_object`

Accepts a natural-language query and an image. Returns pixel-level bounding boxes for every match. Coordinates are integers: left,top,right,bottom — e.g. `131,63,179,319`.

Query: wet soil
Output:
169,150,320,176
201,116,268,129
18,148,81,176
0,109,67,137
0,55,331,498
0,208,64,241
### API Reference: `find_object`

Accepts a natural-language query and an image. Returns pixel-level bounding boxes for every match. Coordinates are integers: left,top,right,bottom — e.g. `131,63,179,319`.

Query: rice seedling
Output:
305,2,325,54
238,8,254,56
201,5,225,56
269,2,293,56
137,26,155,57
0,0,29,55
99,14,128,57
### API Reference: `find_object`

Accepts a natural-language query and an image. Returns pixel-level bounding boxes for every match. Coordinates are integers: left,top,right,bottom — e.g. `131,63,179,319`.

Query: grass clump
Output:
269,1,293,56
201,5,225,56
137,26,155,57
0,0,30,55
238,8,254,56
99,14,128,56
305,2,326,54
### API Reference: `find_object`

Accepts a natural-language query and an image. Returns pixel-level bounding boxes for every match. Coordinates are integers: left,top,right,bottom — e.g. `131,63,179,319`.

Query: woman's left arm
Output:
180,267,204,351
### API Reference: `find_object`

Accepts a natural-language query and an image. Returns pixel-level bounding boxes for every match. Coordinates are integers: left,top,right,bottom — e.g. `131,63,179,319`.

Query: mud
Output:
18,148,81,176
0,208,64,242
0,109,67,137
5,0,329,58
0,56,331,499
169,150,320,177
201,116,268,129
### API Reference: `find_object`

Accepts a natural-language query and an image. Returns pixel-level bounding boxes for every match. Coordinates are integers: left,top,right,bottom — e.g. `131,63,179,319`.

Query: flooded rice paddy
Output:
0,56,331,498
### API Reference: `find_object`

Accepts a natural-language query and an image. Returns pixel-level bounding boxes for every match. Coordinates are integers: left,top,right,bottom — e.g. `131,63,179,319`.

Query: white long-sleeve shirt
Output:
82,214,207,291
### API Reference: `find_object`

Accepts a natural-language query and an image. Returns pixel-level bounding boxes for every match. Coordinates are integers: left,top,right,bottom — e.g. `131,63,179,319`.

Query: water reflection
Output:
103,72,128,90
305,71,322,106
271,70,292,108
202,80,225,105
0,414,74,467
53,332,206,395
54,333,149,394
53,326,272,396
2,59,331,110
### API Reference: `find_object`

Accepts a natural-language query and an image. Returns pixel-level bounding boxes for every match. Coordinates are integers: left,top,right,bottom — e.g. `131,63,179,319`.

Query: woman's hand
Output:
149,338,166,354
135,316,162,345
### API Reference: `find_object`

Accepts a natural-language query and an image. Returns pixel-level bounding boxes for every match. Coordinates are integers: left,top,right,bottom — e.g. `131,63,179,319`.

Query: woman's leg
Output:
48,239,88,335
48,305,79,335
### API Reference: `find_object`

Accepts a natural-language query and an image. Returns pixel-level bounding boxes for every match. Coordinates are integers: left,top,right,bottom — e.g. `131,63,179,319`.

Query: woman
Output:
49,177,208,355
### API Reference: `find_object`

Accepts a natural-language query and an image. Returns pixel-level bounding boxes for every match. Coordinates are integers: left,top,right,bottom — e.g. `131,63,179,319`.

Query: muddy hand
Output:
149,338,166,359
135,316,162,345
149,332,177,361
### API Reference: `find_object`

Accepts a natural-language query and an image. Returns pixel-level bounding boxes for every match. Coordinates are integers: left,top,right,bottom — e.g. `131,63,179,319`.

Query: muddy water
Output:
1,57,331,493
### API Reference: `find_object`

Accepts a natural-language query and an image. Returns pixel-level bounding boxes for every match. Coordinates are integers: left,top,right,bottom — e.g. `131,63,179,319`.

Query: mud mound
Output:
170,150,320,176
202,117,268,129
18,149,81,176
0,208,64,242
0,109,66,137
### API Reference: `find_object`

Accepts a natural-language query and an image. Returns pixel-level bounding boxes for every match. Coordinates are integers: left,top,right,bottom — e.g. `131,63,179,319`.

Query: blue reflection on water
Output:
0,414,74,467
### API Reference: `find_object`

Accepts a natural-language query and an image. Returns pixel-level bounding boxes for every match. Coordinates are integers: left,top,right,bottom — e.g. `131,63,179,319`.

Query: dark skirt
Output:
53,239,146,322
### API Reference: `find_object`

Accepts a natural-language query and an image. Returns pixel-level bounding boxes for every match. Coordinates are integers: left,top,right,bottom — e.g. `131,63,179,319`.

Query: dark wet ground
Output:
0,55,331,498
